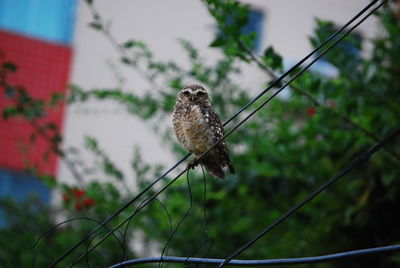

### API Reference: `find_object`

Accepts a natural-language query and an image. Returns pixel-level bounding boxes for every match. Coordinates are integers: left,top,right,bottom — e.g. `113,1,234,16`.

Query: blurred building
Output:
0,1,379,209
0,0,77,220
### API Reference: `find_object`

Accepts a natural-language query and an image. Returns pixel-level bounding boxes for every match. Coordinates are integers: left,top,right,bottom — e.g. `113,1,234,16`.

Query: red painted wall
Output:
0,30,72,176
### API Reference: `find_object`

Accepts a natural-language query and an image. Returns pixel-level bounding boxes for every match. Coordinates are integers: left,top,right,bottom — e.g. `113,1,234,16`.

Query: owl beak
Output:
190,95,195,102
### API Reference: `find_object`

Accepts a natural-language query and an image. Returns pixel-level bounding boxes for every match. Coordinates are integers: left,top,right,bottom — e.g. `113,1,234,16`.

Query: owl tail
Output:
200,158,226,179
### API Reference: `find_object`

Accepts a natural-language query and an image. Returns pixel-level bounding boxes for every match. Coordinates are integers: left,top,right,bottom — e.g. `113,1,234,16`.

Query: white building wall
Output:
58,0,379,185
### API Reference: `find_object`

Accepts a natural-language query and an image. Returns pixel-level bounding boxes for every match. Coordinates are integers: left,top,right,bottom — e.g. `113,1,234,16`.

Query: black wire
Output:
218,0,378,127
67,168,188,267
120,194,171,264
218,2,390,266
72,167,206,267
197,165,215,259
55,0,380,266
117,198,172,267
200,165,209,236
155,198,174,268
108,244,400,267
85,229,113,268
120,198,144,263
99,98,397,266
183,165,215,266
220,130,399,267
73,9,380,268
50,154,190,267
195,0,386,178
156,198,174,244
159,170,193,267
92,249,106,268
157,197,174,259
31,216,124,268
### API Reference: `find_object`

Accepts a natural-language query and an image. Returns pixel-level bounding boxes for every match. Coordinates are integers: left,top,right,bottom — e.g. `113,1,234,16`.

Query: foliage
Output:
0,1,399,267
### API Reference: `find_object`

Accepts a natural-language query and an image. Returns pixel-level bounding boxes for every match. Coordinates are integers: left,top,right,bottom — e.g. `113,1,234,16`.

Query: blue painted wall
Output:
0,0,77,44
0,169,51,226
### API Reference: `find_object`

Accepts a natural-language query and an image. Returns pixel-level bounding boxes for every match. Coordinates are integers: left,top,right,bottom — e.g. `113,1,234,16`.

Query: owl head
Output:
178,84,209,103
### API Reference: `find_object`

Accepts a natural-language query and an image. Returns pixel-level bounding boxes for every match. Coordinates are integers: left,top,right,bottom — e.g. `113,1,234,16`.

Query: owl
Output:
172,84,235,179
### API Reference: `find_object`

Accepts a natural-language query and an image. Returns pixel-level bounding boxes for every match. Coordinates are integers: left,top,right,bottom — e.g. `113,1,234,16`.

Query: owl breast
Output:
173,104,215,155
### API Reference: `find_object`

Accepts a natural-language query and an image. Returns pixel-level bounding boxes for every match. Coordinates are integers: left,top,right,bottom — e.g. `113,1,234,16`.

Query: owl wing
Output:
172,103,189,150
200,105,235,178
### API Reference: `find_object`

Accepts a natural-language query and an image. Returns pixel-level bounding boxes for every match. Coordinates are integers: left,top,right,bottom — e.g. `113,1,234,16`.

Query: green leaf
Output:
263,46,283,71
122,40,135,48
41,175,57,188
89,22,103,31
209,36,226,47
3,61,18,72
46,122,58,131
168,77,183,89
2,106,19,119
49,92,64,107
85,136,98,150
51,134,62,144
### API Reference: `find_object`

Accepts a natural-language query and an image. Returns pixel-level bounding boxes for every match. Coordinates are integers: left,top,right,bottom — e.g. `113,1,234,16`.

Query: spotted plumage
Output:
172,84,235,179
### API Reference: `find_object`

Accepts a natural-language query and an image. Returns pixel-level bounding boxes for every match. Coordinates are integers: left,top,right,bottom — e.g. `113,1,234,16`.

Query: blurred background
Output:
0,0,399,267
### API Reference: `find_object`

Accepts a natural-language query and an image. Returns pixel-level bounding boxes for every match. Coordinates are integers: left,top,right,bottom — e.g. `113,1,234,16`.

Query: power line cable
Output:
159,170,193,267
216,5,391,261
31,216,124,268
68,0,384,265
118,197,173,266
108,244,400,267
73,8,392,262
51,0,379,266
219,127,399,267
67,168,189,267
219,0,389,265
50,154,189,266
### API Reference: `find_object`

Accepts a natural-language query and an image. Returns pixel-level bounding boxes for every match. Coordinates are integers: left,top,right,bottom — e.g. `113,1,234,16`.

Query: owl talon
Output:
187,157,200,170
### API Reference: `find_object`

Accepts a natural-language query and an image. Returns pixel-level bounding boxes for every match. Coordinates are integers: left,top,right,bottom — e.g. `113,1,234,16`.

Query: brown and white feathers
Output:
172,84,235,179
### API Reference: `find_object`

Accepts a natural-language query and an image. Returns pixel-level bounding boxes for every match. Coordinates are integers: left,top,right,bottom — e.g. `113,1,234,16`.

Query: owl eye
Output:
183,91,191,97
196,91,206,97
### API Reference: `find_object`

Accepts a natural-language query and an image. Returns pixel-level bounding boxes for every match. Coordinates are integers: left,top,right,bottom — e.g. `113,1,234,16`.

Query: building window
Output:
242,9,264,53
216,8,265,54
